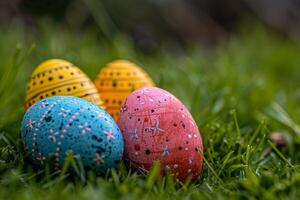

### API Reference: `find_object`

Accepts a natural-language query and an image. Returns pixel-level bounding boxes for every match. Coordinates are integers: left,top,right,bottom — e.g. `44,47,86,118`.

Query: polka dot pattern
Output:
21,96,124,174
118,87,203,181
94,60,154,121
25,59,104,109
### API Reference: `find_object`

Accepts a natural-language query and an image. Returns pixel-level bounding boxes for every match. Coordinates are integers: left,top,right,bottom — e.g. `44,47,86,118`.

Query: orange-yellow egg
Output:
94,60,155,121
25,59,104,109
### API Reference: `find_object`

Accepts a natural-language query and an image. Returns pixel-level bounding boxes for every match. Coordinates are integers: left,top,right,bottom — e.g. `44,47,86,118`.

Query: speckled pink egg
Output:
118,87,203,181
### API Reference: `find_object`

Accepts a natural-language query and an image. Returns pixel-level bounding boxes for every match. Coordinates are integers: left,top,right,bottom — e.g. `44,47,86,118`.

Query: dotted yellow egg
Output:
95,60,155,121
25,59,104,109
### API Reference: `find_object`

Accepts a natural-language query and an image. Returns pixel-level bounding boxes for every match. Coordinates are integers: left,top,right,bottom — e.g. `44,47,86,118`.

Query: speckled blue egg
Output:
21,96,124,174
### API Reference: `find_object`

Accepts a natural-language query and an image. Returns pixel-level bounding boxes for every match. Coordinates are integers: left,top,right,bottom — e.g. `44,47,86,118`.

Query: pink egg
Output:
118,87,203,181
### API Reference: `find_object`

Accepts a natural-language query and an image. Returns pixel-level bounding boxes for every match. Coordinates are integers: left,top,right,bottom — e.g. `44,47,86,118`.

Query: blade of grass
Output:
268,140,294,168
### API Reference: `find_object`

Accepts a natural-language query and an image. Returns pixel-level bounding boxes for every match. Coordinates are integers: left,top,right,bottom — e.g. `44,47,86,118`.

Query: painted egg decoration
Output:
21,96,124,174
95,60,155,121
25,59,104,110
118,87,203,181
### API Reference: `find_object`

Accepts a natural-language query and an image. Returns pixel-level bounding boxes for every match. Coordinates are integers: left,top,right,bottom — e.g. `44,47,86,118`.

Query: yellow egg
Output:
25,59,104,109
94,60,155,121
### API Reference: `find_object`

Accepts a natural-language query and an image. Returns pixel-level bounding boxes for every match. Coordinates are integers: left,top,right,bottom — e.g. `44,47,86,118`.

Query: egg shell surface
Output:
118,87,203,181
95,60,155,121
21,96,124,174
25,59,104,110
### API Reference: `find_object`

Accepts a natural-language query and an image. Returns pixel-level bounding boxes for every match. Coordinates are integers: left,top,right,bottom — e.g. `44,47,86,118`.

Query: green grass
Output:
1,21,300,199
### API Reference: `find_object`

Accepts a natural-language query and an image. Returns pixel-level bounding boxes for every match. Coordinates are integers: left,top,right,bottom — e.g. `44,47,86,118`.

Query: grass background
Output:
1,21,300,199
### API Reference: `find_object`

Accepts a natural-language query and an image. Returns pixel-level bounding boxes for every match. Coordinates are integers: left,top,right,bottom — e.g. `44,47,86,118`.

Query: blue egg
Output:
21,96,124,174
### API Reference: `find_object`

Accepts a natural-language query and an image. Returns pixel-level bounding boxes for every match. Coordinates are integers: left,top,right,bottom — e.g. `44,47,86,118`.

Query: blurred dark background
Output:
1,0,300,52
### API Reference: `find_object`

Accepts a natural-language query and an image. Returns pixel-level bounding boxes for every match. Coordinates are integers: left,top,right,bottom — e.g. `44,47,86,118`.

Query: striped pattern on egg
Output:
25,59,104,109
95,60,155,121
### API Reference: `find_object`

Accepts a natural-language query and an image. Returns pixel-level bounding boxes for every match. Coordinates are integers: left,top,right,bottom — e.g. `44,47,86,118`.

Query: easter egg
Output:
118,87,203,181
21,96,124,174
25,59,104,110
94,60,155,121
